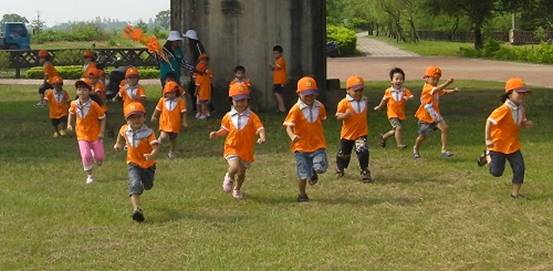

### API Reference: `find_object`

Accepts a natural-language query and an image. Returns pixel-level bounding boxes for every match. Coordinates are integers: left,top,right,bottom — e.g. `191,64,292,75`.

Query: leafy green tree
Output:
155,10,171,29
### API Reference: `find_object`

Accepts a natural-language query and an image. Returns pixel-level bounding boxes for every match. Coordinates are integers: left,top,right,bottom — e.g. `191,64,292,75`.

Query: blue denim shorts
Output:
294,149,328,180
128,163,156,196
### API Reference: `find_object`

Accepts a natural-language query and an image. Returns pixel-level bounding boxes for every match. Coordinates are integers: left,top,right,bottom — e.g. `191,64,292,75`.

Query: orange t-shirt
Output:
90,81,108,112
229,78,252,87
383,87,413,120
283,99,327,153
155,97,187,133
415,83,444,123
44,89,70,119
69,99,105,141
220,108,264,162
336,96,369,140
195,69,213,101
119,124,158,169
487,101,524,154
273,57,287,85
83,62,99,77
119,84,146,109
43,62,59,84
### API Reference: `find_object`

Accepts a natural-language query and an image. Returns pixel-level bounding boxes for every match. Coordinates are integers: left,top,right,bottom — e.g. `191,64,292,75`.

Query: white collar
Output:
230,106,251,116
391,87,404,92
346,94,366,102
298,98,322,110
505,99,520,110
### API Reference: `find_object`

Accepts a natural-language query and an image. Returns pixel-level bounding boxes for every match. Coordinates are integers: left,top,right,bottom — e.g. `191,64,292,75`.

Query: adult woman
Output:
159,31,184,87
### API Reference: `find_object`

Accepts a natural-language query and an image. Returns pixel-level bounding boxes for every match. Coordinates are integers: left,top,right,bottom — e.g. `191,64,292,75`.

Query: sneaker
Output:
361,169,373,183
477,150,489,167
132,208,145,222
195,112,201,119
441,151,454,158
379,134,386,148
297,194,309,202
308,172,318,185
336,168,344,178
222,173,233,193
413,152,421,160
34,101,45,107
197,114,207,120
58,129,67,136
232,189,243,199
85,175,95,184
52,132,59,138
167,151,176,160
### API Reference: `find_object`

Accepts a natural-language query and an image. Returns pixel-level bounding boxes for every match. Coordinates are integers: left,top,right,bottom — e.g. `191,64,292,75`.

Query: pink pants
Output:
78,140,104,171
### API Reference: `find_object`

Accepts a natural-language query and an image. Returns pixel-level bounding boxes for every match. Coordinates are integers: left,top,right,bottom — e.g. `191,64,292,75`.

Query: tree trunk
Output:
474,25,483,50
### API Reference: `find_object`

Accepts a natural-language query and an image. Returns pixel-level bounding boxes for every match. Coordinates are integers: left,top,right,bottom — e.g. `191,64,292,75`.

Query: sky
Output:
0,0,170,27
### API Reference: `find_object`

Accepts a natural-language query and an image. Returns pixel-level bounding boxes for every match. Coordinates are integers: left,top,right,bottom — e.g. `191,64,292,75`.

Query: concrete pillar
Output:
170,0,326,111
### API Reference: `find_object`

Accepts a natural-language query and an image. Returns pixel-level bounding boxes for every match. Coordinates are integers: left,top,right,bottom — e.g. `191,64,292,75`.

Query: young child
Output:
66,80,106,184
478,77,533,199
229,65,251,87
283,76,328,202
82,50,98,78
209,83,266,199
335,75,373,182
193,54,213,120
270,45,287,113
85,68,108,113
36,50,60,107
43,76,70,137
118,67,146,110
151,81,188,160
164,72,187,98
114,102,159,222
413,65,460,159
374,67,414,149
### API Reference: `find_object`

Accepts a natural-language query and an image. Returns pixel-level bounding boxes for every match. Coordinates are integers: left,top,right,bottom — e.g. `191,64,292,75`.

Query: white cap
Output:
167,31,183,41
183,29,198,40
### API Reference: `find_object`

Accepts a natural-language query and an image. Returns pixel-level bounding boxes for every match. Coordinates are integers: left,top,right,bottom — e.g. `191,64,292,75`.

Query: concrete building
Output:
170,0,326,111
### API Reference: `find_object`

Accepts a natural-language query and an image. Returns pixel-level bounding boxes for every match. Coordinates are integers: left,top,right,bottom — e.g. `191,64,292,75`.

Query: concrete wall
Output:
170,0,326,111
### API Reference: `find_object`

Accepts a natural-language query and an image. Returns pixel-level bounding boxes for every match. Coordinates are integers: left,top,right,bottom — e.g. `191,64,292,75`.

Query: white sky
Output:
0,0,170,27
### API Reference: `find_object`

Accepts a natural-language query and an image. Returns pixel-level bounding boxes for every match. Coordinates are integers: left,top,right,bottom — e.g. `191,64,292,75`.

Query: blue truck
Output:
0,22,31,50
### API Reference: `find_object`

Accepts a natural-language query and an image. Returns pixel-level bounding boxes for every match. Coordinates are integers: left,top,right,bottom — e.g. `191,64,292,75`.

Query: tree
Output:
136,20,148,32
31,11,45,36
155,10,170,29
0,13,29,29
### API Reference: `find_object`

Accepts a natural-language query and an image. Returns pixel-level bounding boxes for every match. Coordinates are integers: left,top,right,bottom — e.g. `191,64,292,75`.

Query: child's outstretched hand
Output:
181,121,189,131
144,152,155,160
446,78,455,84
113,144,122,151
523,119,534,128
452,87,461,92
66,124,73,131
257,137,266,144
373,105,382,111
290,134,300,143
150,117,157,123
209,131,217,140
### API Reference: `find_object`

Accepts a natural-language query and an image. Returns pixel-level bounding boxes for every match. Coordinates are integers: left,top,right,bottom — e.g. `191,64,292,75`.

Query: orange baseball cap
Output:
505,77,530,93
424,65,442,78
198,53,209,61
75,79,92,90
50,76,63,85
38,50,49,58
163,81,179,94
125,67,139,78
346,75,364,91
86,68,100,78
229,82,250,100
296,76,319,96
83,50,96,58
124,102,146,119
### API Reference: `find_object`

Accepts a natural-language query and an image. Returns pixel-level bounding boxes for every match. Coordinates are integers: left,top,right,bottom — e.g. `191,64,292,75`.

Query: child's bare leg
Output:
274,93,285,112
226,159,241,181
382,129,395,141
158,131,168,145
235,167,246,190
512,183,522,197
169,137,177,154
130,194,140,210
413,135,426,154
437,121,449,152
394,126,405,147
298,179,307,196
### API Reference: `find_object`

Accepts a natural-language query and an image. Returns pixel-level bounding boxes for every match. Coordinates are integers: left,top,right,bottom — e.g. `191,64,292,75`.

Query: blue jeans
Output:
294,149,328,180
489,150,525,184
128,163,156,196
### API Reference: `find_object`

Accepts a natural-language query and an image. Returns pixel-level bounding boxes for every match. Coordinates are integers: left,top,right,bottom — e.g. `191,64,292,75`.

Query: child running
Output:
478,77,533,199
209,83,266,199
114,102,159,222
43,76,70,138
35,50,59,107
118,67,146,110
283,76,328,202
413,65,460,159
151,81,188,160
67,79,106,184
374,67,414,149
335,75,373,182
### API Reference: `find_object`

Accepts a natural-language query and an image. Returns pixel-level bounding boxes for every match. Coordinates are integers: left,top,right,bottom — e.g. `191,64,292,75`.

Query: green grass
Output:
32,39,142,50
1,81,553,270
373,36,473,56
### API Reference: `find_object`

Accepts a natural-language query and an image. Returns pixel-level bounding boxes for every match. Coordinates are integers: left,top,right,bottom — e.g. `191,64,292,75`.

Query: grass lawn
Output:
1,81,552,270
373,36,473,57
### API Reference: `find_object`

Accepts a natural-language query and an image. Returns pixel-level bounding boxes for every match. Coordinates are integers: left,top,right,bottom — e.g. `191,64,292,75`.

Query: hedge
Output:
26,66,160,79
327,24,357,56
459,40,553,64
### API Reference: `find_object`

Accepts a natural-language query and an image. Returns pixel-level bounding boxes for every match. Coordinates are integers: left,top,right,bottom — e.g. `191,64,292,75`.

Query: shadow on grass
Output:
150,207,248,224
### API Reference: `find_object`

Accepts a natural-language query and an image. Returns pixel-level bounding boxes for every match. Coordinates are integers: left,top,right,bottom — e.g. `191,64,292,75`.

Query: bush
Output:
483,39,501,57
458,42,553,64
0,51,10,69
458,47,481,58
26,66,160,79
327,24,357,56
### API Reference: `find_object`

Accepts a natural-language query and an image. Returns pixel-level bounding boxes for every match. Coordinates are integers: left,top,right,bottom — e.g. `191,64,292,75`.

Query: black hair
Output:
234,65,246,73
389,67,405,80
165,72,178,82
501,90,512,103
273,45,283,53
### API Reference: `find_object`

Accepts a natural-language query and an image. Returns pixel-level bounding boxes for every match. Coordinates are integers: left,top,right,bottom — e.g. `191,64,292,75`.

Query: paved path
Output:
356,33,419,57
329,35,553,88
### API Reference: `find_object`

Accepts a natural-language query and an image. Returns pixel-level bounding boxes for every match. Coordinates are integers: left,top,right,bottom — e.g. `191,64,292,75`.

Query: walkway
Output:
356,33,419,57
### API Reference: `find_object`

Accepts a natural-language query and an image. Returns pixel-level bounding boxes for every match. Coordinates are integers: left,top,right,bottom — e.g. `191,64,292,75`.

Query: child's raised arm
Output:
257,127,266,144
431,78,455,95
66,112,75,131
285,125,300,143
209,127,228,140
113,133,125,151
181,112,189,130
150,109,161,123
373,96,389,111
